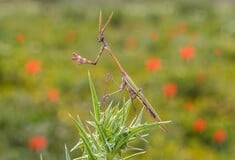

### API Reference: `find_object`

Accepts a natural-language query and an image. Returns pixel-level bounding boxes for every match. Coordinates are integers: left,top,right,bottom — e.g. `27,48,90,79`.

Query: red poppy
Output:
184,101,194,111
25,59,41,75
149,32,157,40
192,118,207,133
28,135,47,151
145,58,162,72
16,33,25,43
163,82,177,98
180,45,195,61
125,37,137,50
212,129,227,143
47,88,59,102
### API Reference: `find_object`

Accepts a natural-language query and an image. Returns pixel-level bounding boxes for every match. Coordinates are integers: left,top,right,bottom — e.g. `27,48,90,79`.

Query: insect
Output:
72,11,168,132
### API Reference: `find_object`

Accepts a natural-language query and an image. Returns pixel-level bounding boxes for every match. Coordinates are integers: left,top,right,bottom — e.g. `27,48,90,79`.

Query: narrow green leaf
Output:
65,145,71,160
95,120,111,152
132,107,144,127
157,120,172,124
69,114,97,160
129,115,137,128
86,120,96,128
121,99,131,126
115,123,157,151
73,155,88,160
104,101,113,116
122,151,146,160
88,71,101,121
137,134,149,143
86,125,100,150
127,124,157,140
103,102,115,128
70,141,83,152
126,146,144,152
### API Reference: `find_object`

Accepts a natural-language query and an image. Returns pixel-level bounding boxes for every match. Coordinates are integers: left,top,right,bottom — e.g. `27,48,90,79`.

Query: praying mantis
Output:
72,11,168,132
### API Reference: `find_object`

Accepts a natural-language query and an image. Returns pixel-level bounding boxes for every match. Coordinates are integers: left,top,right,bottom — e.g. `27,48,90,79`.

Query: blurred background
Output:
0,0,234,159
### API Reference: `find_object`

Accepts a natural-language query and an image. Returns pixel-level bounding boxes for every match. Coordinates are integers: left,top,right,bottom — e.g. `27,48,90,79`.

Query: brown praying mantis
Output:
72,11,168,132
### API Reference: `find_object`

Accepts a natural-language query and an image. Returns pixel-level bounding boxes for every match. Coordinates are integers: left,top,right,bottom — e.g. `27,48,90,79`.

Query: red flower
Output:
149,32,158,40
192,118,207,133
212,129,227,143
163,82,177,98
25,59,41,75
47,88,59,102
28,135,47,151
145,58,162,72
16,33,25,43
180,45,195,61
184,101,194,111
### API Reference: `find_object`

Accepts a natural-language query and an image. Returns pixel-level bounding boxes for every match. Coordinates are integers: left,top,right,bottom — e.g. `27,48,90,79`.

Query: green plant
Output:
65,72,170,160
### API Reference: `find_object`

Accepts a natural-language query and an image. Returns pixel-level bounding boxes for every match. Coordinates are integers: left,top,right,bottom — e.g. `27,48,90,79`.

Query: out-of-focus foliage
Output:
0,0,234,159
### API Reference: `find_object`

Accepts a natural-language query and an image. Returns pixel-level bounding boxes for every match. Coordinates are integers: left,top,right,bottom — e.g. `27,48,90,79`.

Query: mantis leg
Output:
92,44,106,65
102,78,126,102
128,87,142,100
72,44,105,65
126,87,143,113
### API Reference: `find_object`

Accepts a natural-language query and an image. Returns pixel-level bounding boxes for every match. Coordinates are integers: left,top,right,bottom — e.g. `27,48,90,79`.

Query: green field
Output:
0,0,235,159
